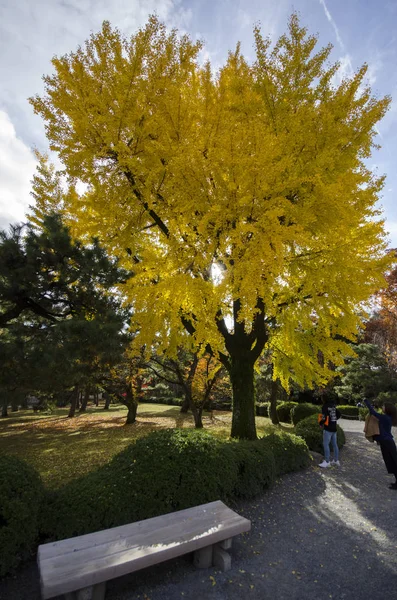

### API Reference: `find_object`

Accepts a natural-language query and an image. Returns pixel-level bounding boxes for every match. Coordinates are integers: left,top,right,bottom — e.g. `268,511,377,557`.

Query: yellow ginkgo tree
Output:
30,14,392,439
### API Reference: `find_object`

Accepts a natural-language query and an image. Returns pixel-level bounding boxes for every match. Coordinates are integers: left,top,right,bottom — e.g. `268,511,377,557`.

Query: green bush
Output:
291,403,319,425
42,427,312,542
294,414,346,454
276,401,298,423
43,429,239,540
261,431,311,476
256,402,269,417
338,405,359,417
229,440,276,498
359,407,369,420
0,456,43,576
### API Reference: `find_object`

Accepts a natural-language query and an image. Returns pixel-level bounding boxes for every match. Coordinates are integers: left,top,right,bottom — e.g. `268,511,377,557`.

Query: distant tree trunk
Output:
1,401,8,418
269,379,280,425
11,398,19,412
124,384,138,425
180,397,190,413
191,401,204,428
103,392,111,410
79,387,89,413
94,391,99,406
68,386,79,418
75,392,80,411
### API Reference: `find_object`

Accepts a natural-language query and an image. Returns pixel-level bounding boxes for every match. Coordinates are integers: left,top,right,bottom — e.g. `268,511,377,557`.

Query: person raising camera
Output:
364,398,397,490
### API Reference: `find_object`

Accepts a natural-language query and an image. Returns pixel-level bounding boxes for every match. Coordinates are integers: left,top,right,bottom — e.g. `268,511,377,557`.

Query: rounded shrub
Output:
291,403,319,425
229,439,276,498
359,407,369,420
0,455,43,576
294,414,346,454
43,429,239,541
261,431,311,476
276,401,298,423
43,428,313,543
256,402,269,417
337,405,359,418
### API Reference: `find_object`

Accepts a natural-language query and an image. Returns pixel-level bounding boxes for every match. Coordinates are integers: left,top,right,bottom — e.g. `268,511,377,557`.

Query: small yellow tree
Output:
30,14,391,439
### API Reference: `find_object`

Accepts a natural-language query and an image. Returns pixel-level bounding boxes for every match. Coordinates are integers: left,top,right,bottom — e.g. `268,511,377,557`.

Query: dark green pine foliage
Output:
0,214,131,410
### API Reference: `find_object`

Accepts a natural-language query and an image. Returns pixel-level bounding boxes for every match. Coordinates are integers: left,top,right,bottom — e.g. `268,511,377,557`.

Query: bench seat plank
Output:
38,500,251,599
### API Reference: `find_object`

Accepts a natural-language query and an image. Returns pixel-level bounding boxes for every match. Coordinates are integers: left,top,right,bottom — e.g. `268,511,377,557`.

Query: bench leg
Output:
193,545,213,568
64,582,106,600
218,537,232,550
213,544,231,572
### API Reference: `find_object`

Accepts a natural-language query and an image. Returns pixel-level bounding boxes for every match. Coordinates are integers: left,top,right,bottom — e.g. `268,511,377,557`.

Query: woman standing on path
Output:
364,398,397,490
319,400,341,468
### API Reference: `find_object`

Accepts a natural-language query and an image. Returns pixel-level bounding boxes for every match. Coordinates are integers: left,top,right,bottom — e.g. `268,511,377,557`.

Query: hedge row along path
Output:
1,419,397,600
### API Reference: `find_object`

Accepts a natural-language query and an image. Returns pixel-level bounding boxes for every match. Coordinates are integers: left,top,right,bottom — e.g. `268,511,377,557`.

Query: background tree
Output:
147,349,221,428
0,215,130,416
334,343,397,404
365,255,397,371
30,14,391,438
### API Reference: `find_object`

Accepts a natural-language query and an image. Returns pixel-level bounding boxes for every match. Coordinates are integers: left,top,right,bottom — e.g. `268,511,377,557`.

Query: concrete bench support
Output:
64,582,106,600
38,501,251,599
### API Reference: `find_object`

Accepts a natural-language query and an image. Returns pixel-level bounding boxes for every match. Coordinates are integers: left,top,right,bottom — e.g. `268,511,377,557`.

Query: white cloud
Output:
0,0,191,228
318,0,345,51
0,111,37,229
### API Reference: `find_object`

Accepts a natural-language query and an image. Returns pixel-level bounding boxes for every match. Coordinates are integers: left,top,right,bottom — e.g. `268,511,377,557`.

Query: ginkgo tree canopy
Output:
30,14,392,438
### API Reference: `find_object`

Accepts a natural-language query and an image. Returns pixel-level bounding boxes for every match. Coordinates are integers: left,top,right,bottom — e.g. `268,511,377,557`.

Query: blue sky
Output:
1,0,396,246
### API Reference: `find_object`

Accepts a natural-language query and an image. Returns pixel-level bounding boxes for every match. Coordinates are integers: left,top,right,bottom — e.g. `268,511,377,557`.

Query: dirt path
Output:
2,420,397,600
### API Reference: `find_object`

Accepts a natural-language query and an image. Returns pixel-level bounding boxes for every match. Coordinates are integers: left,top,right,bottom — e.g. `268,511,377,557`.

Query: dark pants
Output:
379,439,397,478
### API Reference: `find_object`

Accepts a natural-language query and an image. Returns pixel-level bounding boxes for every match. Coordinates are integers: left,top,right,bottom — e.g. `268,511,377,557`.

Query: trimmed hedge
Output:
229,440,276,498
256,402,269,417
291,403,319,425
295,414,346,454
276,401,298,423
42,427,310,542
359,407,369,420
262,431,311,475
0,456,43,577
338,405,359,417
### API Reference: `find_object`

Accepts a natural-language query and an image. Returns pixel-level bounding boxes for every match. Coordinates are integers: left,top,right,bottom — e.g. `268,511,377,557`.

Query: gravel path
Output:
2,419,397,600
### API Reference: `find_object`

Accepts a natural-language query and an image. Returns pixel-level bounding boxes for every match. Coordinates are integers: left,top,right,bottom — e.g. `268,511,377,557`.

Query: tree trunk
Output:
191,403,204,428
103,392,111,410
269,379,280,425
11,399,19,412
229,355,257,440
68,386,79,418
79,388,89,413
94,391,99,406
124,385,138,425
180,397,190,413
1,401,8,418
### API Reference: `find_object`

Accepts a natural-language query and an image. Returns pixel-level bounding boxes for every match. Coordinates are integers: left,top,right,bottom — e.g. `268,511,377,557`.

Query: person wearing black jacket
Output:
319,401,341,468
364,398,397,490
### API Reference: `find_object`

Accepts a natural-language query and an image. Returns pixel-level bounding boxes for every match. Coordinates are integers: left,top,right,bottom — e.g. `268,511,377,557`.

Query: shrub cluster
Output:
256,402,269,417
141,397,183,406
294,414,346,454
276,401,298,423
291,403,319,425
42,428,310,542
0,456,43,577
359,407,369,420
337,405,359,418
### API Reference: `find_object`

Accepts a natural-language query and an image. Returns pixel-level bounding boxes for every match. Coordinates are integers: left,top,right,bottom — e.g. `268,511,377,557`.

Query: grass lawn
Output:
0,404,284,489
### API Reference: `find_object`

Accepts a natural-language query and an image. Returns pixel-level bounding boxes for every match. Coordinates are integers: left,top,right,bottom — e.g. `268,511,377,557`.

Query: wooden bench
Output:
38,500,251,600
